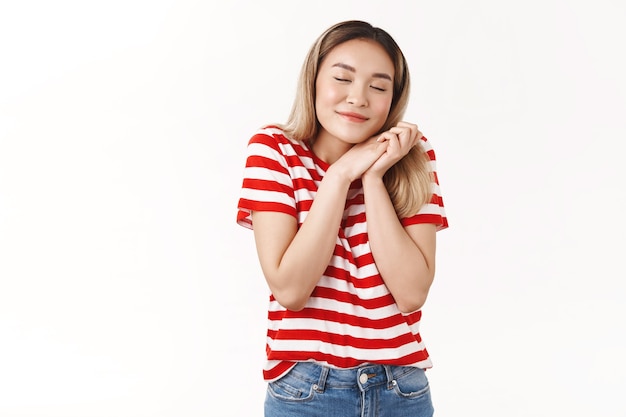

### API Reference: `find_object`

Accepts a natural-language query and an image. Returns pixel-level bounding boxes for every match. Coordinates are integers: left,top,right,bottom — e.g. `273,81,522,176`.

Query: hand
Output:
364,121,423,179
328,135,389,182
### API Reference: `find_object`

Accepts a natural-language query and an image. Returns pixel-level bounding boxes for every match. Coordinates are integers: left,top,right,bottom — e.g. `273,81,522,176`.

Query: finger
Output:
396,121,418,135
388,126,414,148
377,131,399,143
396,121,418,137
395,122,423,147
388,126,408,136
376,132,402,158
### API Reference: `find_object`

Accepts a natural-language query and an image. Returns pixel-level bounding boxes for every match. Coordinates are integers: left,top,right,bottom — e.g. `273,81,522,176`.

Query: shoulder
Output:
248,125,299,148
418,135,437,161
247,125,311,162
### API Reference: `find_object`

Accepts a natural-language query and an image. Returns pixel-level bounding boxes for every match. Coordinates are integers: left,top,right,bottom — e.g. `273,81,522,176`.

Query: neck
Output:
311,133,353,165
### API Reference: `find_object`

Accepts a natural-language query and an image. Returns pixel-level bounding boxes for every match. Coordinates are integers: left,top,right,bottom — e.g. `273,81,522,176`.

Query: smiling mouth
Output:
337,112,369,122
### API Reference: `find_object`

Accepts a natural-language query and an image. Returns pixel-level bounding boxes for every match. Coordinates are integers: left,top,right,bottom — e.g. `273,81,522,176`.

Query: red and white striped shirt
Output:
237,126,448,381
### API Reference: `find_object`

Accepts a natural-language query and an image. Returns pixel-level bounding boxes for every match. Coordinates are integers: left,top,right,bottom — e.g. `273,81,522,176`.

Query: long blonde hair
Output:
281,20,432,218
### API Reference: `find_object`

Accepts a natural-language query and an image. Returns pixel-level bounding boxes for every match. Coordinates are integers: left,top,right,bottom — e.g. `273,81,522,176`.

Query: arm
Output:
252,169,350,311
362,122,437,313
361,175,436,313
252,137,389,311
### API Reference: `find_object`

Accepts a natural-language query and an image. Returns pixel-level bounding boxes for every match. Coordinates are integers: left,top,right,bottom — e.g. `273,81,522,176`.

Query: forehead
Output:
321,39,394,75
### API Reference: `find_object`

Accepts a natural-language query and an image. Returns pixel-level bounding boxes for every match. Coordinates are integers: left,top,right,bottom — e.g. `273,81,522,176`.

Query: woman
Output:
237,20,448,417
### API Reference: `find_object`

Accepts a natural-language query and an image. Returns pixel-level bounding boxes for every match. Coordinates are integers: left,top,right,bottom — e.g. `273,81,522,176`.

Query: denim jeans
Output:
264,362,434,417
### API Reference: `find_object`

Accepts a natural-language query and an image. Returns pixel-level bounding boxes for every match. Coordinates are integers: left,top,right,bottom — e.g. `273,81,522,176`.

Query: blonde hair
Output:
281,20,432,218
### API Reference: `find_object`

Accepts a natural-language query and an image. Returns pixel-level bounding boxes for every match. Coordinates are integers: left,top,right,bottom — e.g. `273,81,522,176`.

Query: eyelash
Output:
333,77,387,92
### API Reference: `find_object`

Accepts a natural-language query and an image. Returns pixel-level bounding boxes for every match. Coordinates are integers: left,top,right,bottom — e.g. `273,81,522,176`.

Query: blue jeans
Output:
264,362,434,417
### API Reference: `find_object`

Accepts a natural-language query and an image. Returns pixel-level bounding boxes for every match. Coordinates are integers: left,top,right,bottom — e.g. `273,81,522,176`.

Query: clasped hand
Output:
332,121,422,182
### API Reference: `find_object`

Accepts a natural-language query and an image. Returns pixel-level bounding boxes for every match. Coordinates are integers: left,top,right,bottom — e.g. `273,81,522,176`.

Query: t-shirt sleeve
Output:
400,136,449,231
236,132,296,229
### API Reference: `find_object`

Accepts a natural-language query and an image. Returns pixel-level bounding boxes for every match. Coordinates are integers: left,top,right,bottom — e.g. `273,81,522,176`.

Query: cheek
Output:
372,97,393,118
316,81,342,105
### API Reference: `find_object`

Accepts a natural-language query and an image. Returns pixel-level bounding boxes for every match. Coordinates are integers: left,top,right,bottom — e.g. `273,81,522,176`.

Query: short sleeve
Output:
236,132,297,229
400,137,449,231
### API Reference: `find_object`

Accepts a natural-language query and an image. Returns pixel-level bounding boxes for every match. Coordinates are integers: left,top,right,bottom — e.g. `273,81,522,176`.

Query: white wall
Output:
1,1,624,416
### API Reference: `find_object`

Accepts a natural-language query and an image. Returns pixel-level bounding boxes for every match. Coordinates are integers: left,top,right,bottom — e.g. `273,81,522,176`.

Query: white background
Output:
1,1,625,416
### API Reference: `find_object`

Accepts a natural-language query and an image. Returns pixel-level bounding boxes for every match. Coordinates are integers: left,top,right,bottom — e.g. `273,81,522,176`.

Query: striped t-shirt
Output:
237,126,448,381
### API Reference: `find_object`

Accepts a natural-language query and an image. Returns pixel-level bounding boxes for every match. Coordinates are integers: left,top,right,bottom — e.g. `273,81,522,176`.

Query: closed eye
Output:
333,77,350,82
370,85,386,92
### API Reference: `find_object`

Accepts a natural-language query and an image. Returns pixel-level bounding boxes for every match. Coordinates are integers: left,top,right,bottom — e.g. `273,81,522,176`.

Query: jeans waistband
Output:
288,362,422,392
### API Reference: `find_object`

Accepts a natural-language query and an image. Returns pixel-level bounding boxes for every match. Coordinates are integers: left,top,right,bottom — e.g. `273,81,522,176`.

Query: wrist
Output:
325,164,355,187
361,172,385,186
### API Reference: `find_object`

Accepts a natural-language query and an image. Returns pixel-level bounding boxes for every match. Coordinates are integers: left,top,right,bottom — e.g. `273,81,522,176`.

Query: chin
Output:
336,129,376,144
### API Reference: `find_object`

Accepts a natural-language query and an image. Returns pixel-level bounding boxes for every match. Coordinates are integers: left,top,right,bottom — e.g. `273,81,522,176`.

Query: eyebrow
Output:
331,62,392,81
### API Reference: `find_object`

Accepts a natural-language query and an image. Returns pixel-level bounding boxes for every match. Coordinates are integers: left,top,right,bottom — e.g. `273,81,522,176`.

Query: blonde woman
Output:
237,20,448,417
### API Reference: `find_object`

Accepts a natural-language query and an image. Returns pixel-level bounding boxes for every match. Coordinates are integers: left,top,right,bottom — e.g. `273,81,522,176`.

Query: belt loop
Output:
315,365,329,393
383,365,396,389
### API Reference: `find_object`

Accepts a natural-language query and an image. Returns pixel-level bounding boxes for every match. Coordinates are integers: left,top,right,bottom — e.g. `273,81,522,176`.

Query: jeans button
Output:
359,373,368,384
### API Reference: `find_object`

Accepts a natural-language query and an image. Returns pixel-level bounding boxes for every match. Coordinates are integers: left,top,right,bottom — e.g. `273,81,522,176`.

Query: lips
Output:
337,111,369,122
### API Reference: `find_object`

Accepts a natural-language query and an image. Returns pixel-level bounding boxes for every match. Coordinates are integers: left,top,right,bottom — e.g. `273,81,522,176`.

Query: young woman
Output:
236,20,448,417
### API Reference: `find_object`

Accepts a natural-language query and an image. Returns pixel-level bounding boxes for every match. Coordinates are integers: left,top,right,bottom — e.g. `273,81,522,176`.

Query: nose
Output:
347,84,368,107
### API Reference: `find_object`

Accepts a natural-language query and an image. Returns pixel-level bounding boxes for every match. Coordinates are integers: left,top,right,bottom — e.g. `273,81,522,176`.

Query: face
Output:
314,39,395,147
